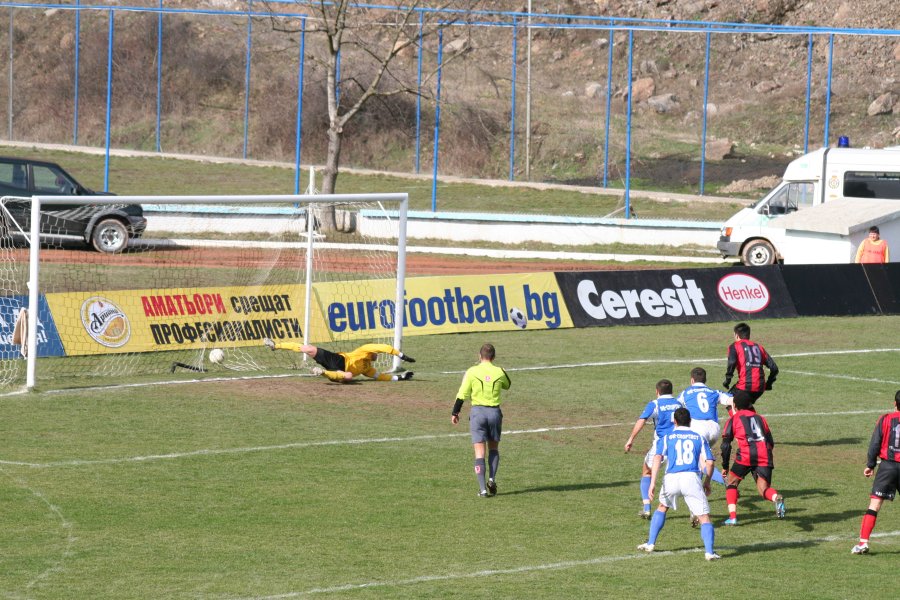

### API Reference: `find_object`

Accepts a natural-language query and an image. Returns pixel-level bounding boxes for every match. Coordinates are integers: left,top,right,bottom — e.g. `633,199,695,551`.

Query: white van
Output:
717,146,900,265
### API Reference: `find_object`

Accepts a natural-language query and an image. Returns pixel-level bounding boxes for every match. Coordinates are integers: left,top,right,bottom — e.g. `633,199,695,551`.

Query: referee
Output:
451,343,511,497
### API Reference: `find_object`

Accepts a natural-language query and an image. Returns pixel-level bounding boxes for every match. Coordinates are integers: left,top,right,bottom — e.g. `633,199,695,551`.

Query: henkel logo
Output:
576,274,707,320
717,273,770,313
81,296,131,348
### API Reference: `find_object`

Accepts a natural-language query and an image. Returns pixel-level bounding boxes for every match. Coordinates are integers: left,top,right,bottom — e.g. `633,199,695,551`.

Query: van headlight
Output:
721,226,733,238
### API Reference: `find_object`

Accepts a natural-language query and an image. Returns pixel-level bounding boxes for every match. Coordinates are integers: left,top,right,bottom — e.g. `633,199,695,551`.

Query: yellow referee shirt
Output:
456,361,511,407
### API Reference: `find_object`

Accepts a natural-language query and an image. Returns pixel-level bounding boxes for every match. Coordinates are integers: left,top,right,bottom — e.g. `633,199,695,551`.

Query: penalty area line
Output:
439,347,900,375
229,530,900,599
0,408,884,469
0,422,626,469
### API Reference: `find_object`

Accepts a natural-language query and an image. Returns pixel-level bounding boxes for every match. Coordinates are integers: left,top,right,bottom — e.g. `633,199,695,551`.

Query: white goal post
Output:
2,192,408,391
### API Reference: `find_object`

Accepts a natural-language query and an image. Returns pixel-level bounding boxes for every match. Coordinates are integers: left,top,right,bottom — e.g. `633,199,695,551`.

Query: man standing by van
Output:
855,226,890,263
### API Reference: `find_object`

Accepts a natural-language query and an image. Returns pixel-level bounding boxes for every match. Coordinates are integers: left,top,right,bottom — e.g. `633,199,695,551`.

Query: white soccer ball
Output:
509,307,528,329
209,348,225,364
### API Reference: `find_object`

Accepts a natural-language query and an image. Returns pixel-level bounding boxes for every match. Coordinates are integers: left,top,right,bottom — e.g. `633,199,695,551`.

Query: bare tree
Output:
267,0,486,228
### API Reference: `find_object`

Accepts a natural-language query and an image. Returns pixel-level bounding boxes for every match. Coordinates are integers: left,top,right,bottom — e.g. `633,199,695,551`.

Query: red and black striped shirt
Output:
725,339,778,393
866,411,900,469
721,409,775,469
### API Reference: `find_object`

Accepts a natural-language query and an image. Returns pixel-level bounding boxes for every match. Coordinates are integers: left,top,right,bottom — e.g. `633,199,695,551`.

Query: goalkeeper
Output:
263,338,415,382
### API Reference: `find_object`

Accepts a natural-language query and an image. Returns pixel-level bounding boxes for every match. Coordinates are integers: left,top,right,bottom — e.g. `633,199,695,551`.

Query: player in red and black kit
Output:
720,394,786,525
851,390,900,554
723,322,778,409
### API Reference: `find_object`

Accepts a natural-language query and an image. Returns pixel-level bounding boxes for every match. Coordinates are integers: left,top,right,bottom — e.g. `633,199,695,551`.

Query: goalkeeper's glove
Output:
765,381,774,391
722,378,731,389
399,352,416,363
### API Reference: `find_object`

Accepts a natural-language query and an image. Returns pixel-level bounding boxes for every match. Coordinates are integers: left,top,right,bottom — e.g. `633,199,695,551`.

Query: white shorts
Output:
689,419,720,447
644,447,667,469
659,471,710,516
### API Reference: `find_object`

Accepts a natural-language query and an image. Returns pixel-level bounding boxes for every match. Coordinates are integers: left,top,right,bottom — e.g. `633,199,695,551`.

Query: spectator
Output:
855,226,890,264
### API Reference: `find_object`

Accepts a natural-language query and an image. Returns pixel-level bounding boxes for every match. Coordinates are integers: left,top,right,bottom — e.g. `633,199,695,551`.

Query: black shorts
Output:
871,460,900,501
729,462,773,484
731,388,765,404
313,347,346,372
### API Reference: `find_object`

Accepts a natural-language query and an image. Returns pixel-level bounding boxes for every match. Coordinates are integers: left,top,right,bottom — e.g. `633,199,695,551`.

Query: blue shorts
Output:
469,405,502,443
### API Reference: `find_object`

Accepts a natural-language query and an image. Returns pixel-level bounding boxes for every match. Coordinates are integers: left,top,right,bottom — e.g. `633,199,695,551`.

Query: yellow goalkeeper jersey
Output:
340,343,401,377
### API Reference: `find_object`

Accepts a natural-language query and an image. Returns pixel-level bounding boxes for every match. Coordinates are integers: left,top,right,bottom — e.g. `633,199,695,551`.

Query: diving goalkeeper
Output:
263,338,415,382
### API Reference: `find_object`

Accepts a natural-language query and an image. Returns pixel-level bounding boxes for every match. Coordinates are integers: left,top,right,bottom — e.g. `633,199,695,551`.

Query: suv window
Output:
32,164,76,194
0,162,28,191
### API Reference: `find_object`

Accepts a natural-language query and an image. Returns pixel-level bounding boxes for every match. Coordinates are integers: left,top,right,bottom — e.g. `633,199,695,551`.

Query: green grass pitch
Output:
1,315,898,598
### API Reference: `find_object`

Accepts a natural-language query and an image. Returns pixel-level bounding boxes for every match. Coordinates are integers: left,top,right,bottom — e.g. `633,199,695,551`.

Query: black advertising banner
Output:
555,267,798,328
781,264,899,316
866,264,900,314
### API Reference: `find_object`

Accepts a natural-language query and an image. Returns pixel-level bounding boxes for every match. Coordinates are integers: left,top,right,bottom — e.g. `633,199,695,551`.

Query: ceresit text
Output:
577,274,707,320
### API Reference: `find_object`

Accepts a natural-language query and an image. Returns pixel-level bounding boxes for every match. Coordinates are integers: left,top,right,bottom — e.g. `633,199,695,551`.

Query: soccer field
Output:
1,315,898,598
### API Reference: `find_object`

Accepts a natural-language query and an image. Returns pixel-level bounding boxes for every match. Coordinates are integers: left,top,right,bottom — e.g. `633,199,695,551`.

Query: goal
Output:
0,192,408,391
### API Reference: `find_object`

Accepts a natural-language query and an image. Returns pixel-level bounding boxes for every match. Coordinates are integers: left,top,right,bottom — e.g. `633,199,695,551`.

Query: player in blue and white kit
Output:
677,367,733,487
637,407,721,561
624,379,684,518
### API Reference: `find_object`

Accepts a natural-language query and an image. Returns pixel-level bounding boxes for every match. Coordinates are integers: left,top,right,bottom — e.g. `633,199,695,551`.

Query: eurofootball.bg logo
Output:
81,296,131,347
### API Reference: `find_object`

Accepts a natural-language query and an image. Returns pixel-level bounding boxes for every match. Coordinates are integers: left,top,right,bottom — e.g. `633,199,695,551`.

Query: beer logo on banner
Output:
81,296,131,347
717,273,770,313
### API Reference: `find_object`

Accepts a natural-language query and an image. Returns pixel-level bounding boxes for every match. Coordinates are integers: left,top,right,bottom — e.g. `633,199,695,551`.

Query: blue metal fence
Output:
1,1,898,214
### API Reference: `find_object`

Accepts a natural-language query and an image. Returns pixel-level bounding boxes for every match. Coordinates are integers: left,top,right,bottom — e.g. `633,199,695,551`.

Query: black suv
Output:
0,156,146,253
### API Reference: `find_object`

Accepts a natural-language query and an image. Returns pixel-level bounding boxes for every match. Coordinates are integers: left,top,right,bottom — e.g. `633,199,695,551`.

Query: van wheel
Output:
741,240,776,266
91,219,129,253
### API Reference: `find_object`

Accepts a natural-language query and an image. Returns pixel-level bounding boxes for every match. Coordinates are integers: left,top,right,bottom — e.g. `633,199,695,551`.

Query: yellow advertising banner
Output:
44,273,573,355
44,285,319,355
311,271,572,339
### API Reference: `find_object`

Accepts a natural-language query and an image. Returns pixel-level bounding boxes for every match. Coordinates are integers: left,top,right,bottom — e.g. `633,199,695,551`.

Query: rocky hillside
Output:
5,0,899,191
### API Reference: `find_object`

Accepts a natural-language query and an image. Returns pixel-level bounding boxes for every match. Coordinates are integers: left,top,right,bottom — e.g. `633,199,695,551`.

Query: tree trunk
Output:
317,124,342,231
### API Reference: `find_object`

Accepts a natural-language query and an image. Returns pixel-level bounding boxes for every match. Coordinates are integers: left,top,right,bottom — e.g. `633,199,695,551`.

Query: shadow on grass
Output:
779,437,863,447
502,480,631,496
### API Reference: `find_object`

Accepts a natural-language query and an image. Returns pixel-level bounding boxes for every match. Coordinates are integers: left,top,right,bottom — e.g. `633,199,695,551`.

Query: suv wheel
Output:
91,218,129,253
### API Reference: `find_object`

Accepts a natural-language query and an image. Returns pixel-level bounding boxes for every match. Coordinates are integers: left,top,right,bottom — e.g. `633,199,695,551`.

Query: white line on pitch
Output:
0,408,883,469
439,347,900,375
228,530,900,599
778,369,900,385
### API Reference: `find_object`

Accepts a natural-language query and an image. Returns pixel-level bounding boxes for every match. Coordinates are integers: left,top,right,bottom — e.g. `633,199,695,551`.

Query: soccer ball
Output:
509,307,527,329
208,348,225,364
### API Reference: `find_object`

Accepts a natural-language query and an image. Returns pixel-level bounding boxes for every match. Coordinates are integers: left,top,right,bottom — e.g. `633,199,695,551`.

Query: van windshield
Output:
757,181,815,215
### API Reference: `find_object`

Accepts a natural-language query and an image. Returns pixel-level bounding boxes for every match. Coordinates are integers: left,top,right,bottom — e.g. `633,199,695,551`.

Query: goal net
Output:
0,193,408,391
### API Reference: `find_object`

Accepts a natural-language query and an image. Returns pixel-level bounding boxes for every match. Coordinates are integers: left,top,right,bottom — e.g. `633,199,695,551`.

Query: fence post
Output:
156,0,163,153
430,28,444,212
624,29,634,219
293,16,306,194
803,33,813,153
103,9,114,192
823,33,834,147
414,11,424,174
74,0,80,144
699,31,711,196
508,18,518,181
242,1,253,159
602,28,614,188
